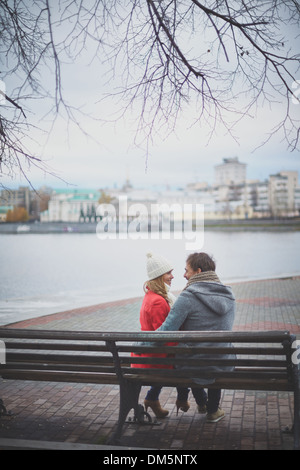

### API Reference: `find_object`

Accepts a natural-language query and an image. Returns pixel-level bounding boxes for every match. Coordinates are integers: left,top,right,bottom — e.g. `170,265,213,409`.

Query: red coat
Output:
131,290,175,369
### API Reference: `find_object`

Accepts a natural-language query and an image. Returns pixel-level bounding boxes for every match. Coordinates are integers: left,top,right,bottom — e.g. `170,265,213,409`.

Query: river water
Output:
1,230,300,325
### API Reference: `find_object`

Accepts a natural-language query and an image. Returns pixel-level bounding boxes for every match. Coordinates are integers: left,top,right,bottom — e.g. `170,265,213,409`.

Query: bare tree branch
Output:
0,0,299,188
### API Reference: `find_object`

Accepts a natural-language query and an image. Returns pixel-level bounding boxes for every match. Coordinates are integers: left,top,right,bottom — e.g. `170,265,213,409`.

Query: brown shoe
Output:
144,399,169,418
175,400,190,416
206,408,225,423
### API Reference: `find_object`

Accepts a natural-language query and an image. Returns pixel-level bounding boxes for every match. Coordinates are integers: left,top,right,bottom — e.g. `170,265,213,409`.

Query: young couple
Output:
133,251,236,424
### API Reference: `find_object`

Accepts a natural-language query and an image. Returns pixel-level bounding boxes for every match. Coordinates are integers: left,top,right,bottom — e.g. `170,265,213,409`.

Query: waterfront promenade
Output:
0,276,300,450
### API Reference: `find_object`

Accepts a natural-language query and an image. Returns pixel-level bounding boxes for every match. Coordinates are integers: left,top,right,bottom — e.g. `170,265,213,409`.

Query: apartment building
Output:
269,171,299,217
0,186,31,213
0,186,51,221
214,157,247,186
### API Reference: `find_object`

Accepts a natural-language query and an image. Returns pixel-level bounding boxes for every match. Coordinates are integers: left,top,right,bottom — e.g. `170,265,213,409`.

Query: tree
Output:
0,1,299,187
6,206,29,222
98,190,113,204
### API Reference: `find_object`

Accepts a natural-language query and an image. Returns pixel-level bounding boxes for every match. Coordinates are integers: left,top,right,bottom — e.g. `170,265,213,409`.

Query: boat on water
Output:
16,225,30,233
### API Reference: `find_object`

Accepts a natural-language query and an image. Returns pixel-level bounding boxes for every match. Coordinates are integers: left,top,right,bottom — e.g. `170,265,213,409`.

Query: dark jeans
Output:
145,386,161,401
145,386,188,402
193,388,221,414
145,386,221,413
177,386,221,414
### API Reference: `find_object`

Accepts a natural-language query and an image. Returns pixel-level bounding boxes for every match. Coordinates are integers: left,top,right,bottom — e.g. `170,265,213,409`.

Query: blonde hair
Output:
144,275,169,304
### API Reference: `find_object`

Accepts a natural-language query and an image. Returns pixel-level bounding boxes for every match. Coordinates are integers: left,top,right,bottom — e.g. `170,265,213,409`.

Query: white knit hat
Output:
146,252,173,280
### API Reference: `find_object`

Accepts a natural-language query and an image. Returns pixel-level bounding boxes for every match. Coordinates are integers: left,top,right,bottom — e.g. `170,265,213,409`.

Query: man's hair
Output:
186,252,216,272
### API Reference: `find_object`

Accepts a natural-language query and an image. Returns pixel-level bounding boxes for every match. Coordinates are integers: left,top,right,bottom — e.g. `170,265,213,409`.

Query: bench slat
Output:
0,369,119,384
0,368,292,392
5,352,112,365
4,341,287,357
1,363,115,373
120,367,288,380
126,375,294,392
0,328,291,343
119,345,287,356
4,341,108,352
123,357,288,368
3,352,288,369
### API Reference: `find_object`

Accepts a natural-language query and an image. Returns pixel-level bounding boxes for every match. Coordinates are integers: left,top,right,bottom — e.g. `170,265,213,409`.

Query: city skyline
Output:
2,160,298,224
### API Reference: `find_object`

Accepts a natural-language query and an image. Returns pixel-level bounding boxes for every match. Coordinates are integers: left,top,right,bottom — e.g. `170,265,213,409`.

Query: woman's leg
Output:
176,387,190,402
145,386,162,401
144,386,169,418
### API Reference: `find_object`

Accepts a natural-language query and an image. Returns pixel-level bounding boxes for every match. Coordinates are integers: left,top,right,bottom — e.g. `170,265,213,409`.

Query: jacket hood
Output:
186,282,235,316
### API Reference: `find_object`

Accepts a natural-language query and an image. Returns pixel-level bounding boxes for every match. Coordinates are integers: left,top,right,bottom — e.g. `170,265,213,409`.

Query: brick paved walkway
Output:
0,277,299,450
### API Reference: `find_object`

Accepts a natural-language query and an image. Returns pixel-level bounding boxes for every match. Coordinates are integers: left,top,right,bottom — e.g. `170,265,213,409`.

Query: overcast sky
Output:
2,6,300,192
5,89,299,192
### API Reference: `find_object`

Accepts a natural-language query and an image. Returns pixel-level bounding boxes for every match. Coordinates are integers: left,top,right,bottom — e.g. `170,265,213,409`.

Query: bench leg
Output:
0,399,11,417
108,381,141,445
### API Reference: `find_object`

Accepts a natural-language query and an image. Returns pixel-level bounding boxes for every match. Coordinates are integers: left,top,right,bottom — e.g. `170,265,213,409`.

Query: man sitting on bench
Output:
156,252,236,423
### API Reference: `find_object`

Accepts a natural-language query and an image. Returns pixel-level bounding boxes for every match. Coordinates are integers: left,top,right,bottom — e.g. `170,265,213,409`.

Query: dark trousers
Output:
145,386,162,401
145,386,188,401
177,386,221,414
145,386,221,414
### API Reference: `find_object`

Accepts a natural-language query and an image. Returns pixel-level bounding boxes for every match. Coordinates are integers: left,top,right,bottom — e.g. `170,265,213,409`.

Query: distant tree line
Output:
6,207,29,223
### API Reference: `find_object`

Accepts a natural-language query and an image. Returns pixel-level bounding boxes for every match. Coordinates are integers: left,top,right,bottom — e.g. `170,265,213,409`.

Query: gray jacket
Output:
157,281,236,384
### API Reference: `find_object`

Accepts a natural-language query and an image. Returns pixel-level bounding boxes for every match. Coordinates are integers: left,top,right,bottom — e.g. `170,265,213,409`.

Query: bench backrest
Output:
0,328,297,391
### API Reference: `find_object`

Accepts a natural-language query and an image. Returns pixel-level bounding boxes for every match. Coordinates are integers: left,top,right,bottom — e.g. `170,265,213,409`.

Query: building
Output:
269,171,299,217
0,205,13,222
40,189,103,222
213,159,300,218
0,186,31,213
214,157,247,186
0,186,52,221
38,160,300,223
295,186,300,212
247,181,270,217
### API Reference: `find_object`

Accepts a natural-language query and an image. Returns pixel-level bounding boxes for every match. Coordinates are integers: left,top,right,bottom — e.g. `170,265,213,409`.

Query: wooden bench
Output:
0,328,299,449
